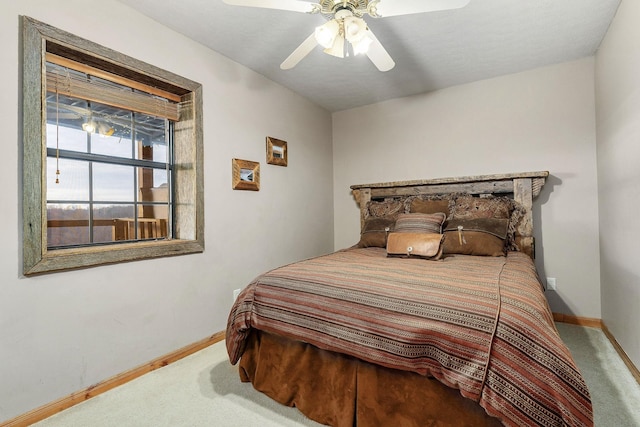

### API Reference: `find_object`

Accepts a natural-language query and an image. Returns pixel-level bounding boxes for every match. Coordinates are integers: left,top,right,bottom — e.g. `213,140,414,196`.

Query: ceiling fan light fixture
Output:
343,16,367,43
225,0,470,72
82,121,96,134
324,33,345,58
315,19,339,48
352,34,373,55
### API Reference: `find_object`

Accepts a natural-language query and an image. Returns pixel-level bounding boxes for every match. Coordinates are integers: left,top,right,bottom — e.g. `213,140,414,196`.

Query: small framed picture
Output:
266,136,287,167
232,158,260,191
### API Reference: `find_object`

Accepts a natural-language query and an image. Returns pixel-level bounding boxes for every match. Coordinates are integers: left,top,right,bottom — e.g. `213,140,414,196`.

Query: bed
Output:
226,171,593,427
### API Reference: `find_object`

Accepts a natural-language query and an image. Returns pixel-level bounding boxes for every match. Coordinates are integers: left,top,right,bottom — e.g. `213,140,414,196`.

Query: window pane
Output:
134,112,167,161
91,130,133,158
152,141,168,164
139,204,169,222
149,119,168,164
139,166,169,221
46,64,91,153
46,157,90,201
137,217,168,240
47,203,90,247
46,98,88,153
139,168,168,201
90,102,134,159
94,204,135,243
93,163,135,202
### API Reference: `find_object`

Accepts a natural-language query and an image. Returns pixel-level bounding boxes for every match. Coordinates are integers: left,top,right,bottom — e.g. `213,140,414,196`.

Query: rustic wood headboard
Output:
350,171,549,258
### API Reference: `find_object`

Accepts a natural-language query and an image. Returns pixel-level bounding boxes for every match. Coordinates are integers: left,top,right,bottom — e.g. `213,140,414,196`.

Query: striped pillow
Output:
394,213,446,234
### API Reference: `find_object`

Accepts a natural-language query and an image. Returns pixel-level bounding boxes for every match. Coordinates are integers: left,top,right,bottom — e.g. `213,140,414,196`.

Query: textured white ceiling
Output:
116,0,621,112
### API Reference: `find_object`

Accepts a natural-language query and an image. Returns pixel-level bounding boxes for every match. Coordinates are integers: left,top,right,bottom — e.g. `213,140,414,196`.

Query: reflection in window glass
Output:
135,112,167,161
89,102,134,159
45,93,88,153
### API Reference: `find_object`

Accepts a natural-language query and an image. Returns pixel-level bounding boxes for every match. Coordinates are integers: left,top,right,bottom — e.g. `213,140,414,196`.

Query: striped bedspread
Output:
226,248,592,426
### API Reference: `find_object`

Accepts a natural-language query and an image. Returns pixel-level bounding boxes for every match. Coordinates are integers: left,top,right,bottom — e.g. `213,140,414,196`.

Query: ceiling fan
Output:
222,0,471,72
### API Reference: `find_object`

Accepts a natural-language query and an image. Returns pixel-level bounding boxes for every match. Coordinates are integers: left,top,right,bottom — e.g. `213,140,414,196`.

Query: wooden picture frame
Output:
232,159,260,191
266,137,287,167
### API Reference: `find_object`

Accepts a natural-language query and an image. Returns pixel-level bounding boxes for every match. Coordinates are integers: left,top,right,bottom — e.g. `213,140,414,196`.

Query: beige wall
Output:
0,0,333,422
4,0,634,421
333,58,601,319
595,0,640,368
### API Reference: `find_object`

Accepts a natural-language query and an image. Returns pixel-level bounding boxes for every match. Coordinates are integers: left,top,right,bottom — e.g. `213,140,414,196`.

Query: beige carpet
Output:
33,323,640,426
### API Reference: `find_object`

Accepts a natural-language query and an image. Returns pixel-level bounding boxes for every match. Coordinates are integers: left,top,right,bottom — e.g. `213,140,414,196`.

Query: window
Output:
22,17,204,275
46,62,174,248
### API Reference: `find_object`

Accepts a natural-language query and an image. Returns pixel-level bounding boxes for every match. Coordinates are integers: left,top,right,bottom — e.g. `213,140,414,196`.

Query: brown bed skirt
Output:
238,330,503,427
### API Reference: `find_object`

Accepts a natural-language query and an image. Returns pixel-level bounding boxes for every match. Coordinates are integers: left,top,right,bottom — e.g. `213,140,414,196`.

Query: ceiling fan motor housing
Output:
319,0,371,19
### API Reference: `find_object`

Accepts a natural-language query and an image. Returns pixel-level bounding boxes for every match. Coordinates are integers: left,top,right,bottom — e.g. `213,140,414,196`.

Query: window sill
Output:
24,239,204,276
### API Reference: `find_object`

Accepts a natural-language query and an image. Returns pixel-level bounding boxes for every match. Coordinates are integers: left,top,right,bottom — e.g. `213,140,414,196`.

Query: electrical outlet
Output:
546,277,557,291
233,288,241,301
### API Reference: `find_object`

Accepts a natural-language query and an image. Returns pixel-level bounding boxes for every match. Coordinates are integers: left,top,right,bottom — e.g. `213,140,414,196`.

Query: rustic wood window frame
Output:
21,16,204,275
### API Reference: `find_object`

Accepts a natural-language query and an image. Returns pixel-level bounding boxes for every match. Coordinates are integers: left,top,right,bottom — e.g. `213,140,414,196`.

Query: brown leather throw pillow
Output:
357,217,395,248
442,218,509,257
386,233,444,260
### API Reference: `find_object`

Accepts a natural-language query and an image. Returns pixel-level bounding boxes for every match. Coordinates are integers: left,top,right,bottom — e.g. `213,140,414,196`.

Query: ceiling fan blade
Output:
372,0,470,17
365,30,395,72
280,33,318,70
222,0,319,14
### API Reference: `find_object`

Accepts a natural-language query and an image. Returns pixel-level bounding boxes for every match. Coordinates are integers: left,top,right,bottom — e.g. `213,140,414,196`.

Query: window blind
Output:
45,54,179,122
